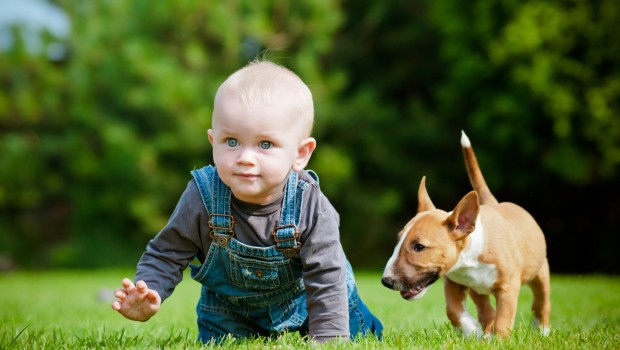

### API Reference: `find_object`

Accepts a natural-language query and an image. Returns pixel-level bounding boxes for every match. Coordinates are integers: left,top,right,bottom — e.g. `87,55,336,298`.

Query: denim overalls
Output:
189,166,382,342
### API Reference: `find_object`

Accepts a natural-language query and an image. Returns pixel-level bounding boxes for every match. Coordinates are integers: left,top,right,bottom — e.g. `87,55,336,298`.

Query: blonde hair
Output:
214,60,314,135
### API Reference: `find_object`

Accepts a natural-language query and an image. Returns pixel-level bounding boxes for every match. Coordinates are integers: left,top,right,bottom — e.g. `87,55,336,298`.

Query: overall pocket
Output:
190,244,219,284
229,253,295,291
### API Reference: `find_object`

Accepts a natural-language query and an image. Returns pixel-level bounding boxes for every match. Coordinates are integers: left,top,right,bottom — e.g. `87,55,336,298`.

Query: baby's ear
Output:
207,129,214,144
292,137,316,172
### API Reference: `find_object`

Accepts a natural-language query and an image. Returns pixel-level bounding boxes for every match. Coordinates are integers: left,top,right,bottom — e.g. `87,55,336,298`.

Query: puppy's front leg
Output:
469,289,495,334
444,278,481,337
493,283,520,337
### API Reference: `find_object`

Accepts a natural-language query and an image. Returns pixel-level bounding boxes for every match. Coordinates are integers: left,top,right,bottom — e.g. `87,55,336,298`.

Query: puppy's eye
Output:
413,243,426,252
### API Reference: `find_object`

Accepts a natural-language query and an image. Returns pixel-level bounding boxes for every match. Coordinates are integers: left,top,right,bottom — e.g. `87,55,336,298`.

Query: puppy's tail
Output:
461,131,498,205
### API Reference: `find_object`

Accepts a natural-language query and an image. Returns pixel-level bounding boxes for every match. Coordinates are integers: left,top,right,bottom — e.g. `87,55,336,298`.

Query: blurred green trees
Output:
0,0,342,267
327,0,620,271
1,0,618,272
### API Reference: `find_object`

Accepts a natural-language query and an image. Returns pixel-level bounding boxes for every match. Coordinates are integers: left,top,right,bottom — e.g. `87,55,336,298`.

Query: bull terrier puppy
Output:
382,131,550,338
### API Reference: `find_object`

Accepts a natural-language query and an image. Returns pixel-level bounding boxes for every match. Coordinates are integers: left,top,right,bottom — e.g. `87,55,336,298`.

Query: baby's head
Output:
208,60,317,204
213,60,314,139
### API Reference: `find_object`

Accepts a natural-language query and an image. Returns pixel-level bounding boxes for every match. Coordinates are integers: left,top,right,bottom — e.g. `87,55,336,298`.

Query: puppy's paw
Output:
458,312,483,338
531,319,550,336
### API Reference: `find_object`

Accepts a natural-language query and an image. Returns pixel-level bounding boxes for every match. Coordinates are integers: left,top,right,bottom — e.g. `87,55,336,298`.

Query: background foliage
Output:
0,0,618,272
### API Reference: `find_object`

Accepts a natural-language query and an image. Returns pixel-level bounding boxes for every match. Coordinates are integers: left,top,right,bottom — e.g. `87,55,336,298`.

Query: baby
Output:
112,60,383,343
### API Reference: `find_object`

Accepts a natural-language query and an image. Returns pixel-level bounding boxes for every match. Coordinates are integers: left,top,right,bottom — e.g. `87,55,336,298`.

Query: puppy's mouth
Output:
399,272,440,300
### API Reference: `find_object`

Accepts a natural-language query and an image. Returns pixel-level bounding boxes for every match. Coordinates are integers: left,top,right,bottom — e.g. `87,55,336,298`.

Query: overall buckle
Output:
272,224,301,257
209,214,234,247
208,214,235,231
272,224,299,242
279,244,302,258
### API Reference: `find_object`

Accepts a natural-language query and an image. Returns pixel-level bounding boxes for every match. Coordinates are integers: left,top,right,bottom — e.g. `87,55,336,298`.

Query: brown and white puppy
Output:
381,131,550,338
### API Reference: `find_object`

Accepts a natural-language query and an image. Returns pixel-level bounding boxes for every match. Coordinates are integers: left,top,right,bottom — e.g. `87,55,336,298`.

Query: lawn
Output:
0,269,618,349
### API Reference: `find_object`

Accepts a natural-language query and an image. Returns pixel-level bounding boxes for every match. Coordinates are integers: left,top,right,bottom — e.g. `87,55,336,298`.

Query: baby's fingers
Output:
114,288,127,300
111,300,122,311
135,280,148,293
112,281,130,311
121,278,135,291
145,289,161,305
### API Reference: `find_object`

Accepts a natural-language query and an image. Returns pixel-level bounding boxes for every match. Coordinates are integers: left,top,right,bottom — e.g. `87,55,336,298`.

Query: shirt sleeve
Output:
134,180,206,301
300,185,350,341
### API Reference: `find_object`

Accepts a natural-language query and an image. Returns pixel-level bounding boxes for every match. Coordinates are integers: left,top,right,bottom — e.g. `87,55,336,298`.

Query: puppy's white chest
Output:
446,262,497,295
445,218,497,295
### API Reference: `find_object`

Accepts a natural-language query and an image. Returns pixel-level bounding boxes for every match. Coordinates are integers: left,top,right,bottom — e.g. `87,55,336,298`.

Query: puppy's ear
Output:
447,191,479,240
417,176,435,213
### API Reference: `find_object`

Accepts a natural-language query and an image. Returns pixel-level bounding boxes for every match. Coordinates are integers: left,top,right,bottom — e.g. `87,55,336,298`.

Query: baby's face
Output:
209,90,313,204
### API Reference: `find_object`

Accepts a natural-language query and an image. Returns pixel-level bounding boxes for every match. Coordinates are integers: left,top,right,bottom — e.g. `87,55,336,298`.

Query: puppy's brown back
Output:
479,203,547,283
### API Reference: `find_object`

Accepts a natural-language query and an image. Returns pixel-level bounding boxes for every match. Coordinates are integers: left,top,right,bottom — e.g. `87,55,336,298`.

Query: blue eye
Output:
227,138,238,147
259,141,272,149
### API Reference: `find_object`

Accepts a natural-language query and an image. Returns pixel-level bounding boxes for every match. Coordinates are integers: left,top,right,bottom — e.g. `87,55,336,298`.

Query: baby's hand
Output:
111,278,161,321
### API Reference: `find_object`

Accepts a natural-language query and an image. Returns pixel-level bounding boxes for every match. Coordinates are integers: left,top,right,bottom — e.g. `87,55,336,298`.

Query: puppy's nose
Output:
381,277,394,289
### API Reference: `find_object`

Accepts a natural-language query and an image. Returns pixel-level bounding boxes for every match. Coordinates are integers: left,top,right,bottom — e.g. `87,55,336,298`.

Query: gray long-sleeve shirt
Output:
135,170,349,340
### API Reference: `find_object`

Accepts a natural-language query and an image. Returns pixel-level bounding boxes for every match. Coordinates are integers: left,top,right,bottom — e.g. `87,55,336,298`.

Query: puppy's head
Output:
382,176,479,300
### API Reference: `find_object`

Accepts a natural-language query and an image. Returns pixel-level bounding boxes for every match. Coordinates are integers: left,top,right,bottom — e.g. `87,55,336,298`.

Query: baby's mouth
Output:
236,172,259,179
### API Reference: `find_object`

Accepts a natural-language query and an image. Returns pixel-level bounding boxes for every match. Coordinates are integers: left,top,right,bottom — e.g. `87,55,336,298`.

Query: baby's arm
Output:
112,181,203,321
111,278,161,321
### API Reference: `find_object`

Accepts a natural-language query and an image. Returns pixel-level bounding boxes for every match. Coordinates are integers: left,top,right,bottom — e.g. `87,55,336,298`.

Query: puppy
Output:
381,131,550,337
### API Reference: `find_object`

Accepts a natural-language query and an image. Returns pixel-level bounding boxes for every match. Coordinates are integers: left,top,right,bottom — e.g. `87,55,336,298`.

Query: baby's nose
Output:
237,147,256,165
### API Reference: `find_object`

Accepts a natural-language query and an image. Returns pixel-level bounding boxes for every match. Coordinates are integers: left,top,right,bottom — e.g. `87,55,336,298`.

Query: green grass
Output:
0,269,618,349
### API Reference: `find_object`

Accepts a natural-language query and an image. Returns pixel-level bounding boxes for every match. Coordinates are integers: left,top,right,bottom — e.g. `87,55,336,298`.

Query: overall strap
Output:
191,166,235,246
272,171,310,257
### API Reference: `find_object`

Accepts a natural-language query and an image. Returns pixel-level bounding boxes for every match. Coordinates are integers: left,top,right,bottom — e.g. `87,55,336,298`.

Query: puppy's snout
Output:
381,277,394,289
